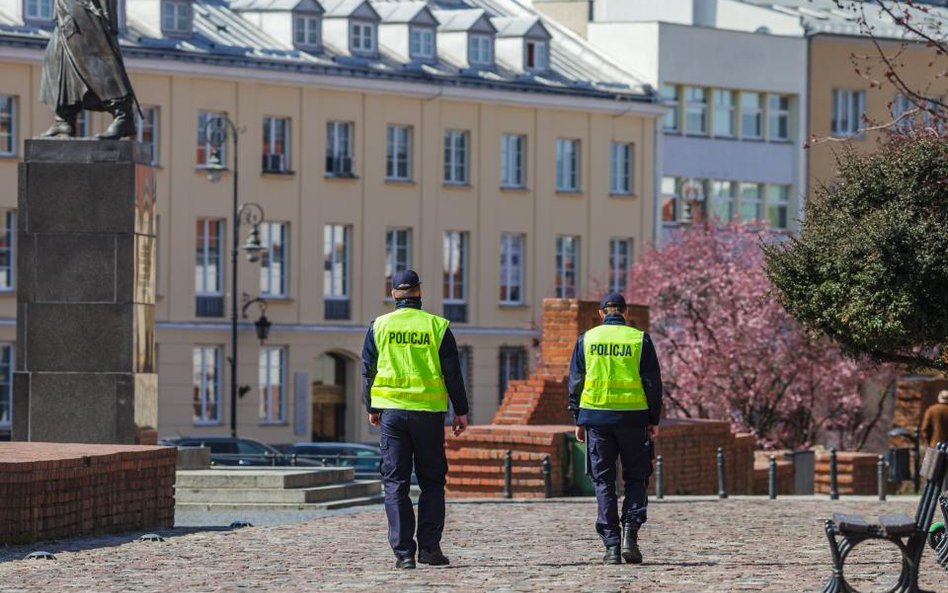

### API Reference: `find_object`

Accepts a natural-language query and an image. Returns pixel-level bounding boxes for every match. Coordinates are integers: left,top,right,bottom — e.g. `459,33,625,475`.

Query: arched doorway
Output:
311,351,354,442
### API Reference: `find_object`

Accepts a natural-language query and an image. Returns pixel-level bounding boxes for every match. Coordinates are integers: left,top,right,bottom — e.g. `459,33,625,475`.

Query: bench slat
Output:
878,514,916,537
833,513,871,534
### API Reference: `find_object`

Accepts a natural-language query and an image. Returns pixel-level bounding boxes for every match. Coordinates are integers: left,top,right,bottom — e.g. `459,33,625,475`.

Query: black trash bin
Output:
887,447,912,482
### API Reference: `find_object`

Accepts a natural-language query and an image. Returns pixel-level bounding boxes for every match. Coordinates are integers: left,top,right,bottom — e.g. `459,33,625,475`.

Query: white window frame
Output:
162,0,191,34
555,138,580,192
324,224,351,300
443,231,468,305
386,125,412,181
197,111,227,167
385,228,412,296
0,344,11,429
500,133,526,188
662,84,679,132
741,92,763,140
262,116,291,173
609,142,632,195
768,94,792,141
259,222,288,298
685,87,708,136
608,238,631,294
136,106,159,166
193,346,222,425
24,0,52,20
293,14,320,49
326,121,354,176
713,90,736,138
766,185,791,230
739,182,762,222
525,40,548,72
468,34,493,66
555,235,579,299
444,130,469,185
258,347,286,424
195,218,224,296
409,26,435,60
831,89,866,137
499,232,525,305
350,20,376,54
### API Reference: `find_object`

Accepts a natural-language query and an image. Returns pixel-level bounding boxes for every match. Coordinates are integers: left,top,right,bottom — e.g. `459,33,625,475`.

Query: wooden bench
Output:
821,441,947,593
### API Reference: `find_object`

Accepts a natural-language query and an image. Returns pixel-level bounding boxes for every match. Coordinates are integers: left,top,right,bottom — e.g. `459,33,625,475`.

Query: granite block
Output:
23,163,136,234
25,304,132,373
33,234,116,303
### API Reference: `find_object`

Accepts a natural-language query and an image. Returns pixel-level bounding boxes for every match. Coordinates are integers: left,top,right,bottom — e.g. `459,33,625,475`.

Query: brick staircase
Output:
491,377,571,425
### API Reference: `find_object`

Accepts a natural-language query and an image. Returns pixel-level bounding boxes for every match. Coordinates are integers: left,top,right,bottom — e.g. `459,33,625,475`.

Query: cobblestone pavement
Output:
1,497,946,593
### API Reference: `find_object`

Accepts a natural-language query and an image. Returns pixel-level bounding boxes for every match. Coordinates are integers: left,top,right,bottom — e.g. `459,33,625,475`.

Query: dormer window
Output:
525,40,547,72
468,34,493,67
162,0,192,35
293,14,321,49
350,20,376,54
24,0,52,21
409,26,435,61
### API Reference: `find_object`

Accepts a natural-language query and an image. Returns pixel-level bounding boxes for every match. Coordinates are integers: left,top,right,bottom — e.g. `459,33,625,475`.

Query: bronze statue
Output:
39,0,138,139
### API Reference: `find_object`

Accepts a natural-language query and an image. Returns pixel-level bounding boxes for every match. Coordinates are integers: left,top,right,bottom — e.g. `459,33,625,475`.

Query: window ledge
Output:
325,173,359,180
555,190,583,196
257,421,288,427
663,129,680,135
262,296,294,304
609,192,637,199
499,303,529,310
262,170,295,177
684,133,710,138
769,139,794,144
0,289,15,296
500,186,530,193
740,137,765,143
193,421,223,427
443,182,473,189
385,178,416,186
0,153,17,159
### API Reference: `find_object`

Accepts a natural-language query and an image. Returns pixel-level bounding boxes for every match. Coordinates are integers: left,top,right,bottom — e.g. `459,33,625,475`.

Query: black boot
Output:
96,97,136,140
621,522,642,564
40,108,78,138
603,544,621,565
394,555,416,569
418,544,450,566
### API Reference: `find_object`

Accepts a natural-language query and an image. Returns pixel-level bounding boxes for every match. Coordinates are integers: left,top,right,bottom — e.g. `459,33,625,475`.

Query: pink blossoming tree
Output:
628,222,889,449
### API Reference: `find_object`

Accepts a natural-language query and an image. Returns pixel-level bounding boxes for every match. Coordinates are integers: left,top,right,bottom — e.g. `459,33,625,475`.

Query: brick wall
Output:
814,451,880,495
752,452,795,495
649,420,755,495
0,443,177,544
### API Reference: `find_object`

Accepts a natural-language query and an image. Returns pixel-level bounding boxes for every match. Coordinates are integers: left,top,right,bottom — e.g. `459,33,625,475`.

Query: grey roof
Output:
323,0,371,17
431,7,493,32
491,16,549,38
372,0,432,23
230,0,323,12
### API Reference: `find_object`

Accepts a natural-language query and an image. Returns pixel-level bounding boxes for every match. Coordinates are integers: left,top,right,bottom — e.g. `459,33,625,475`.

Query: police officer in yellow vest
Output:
362,270,469,570
568,292,663,565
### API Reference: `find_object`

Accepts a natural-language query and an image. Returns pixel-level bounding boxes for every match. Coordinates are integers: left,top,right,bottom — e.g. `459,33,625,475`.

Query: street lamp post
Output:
205,116,266,437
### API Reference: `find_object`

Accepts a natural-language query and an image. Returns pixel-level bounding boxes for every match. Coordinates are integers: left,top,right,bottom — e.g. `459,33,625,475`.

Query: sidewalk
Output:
0,497,945,593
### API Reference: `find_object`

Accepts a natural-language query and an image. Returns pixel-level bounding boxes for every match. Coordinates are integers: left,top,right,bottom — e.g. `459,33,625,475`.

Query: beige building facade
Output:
0,0,661,445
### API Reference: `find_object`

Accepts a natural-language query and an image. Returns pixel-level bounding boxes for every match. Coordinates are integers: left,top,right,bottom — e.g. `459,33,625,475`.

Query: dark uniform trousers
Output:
586,424,652,547
379,409,448,557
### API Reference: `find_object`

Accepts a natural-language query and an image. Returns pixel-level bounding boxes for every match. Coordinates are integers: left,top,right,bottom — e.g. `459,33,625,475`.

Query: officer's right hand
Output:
368,413,381,426
575,426,585,443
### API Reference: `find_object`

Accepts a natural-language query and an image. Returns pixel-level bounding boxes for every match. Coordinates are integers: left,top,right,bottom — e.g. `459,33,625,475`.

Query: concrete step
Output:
176,494,385,513
175,480,381,504
176,467,354,490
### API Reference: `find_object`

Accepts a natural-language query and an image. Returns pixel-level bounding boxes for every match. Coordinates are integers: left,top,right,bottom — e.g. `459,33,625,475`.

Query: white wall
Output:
716,0,804,36
594,0,694,24
586,22,660,86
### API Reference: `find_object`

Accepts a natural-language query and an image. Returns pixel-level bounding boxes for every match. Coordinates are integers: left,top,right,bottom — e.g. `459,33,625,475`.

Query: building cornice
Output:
155,320,539,337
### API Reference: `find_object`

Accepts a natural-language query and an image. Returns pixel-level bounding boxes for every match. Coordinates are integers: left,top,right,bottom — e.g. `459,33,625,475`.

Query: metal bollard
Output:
655,455,665,499
877,455,887,502
768,455,778,500
829,448,839,500
503,449,513,499
717,447,728,499
542,455,552,498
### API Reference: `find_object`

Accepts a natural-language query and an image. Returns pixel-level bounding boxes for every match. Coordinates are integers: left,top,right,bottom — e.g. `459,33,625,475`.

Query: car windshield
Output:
237,440,272,455
204,441,237,454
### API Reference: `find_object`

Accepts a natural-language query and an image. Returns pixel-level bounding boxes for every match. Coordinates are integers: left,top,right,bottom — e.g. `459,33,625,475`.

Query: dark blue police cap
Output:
392,269,421,290
598,291,626,310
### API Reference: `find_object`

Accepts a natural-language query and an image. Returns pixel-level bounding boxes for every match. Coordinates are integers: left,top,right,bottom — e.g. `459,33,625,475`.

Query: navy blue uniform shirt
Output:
567,313,663,427
361,297,470,416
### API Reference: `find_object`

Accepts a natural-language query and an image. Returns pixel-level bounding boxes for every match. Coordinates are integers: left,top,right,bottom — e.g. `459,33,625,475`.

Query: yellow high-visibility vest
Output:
370,308,449,412
580,324,648,411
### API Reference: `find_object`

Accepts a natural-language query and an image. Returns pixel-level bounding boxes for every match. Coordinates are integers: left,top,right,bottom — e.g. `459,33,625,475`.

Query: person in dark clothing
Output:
362,269,469,570
568,292,663,565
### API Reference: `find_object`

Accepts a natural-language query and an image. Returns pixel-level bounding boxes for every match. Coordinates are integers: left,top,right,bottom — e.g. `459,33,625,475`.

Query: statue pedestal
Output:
12,139,158,444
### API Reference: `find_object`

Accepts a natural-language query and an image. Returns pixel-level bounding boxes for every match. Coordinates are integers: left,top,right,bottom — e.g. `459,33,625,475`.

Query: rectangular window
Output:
767,185,791,229
662,84,679,132
323,223,351,321
443,231,468,322
136,106,159,165
500,134,526,188
193,346,221,424
409,27,435,59
0,96,15,156
713,90,736,137
525,40,547,71
443,130,469,185
197,111,226,167
609,238,631,294
385,228,412,296
609,142,632,194
195,218,223,295
162,0,191,33
326,121,354,176
712,180,735,222
24,0,52,19
293,15,320,48
741,92,763,139
262,117,290,173
768,94,792,141
469,34,492,66
386,125,412,181
259,222,288,298
498,346,527,403
555,235,579,298
499,232,524,305
831,89,866,137
258,347,286,423
685,87,708,135
0,210,14,291
661,176,678,225
0,344,11,429
892,94,913,132
350,21,376,52
555,139,580,192
739,183,762,222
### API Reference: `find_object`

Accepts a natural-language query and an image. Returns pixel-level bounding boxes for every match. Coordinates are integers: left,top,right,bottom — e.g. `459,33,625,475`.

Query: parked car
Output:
286,442,382,477
159,436,323,467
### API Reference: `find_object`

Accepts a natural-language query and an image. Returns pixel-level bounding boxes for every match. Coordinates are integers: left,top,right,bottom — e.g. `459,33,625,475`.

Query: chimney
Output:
692,0,717,27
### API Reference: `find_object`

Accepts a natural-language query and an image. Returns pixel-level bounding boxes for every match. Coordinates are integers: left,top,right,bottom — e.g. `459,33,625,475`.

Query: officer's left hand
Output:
368,413,381,426
452,414,468,437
